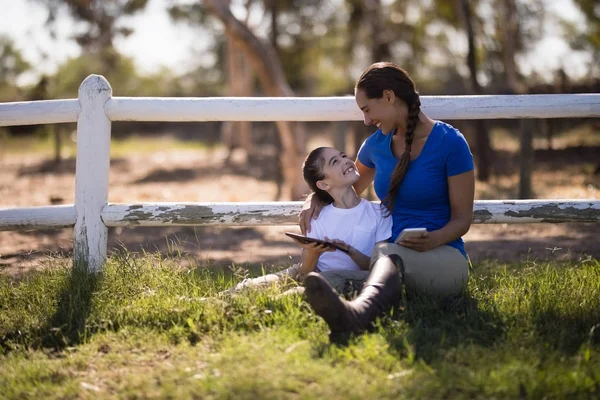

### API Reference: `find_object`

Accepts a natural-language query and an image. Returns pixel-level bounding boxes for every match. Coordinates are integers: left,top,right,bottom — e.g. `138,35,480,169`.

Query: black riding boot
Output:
304,254,403,340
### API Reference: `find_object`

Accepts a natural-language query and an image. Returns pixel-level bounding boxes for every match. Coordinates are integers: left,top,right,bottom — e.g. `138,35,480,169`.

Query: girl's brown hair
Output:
355,62,421,213
303,147,334,205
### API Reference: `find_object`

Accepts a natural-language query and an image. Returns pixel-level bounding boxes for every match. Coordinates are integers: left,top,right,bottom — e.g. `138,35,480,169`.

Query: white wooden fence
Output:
1,74,599,271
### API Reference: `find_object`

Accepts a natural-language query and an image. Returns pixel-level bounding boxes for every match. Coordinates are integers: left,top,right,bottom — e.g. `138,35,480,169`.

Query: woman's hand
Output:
397,230,443,252
299,193,324,234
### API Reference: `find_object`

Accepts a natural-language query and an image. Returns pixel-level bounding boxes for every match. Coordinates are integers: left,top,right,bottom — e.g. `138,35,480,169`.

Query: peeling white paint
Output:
2,200,597,231
99,200,600,227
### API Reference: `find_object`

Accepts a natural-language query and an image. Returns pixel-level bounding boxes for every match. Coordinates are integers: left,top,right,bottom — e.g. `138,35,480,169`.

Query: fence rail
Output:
3,94,600,127
0,99,79,126
1,74,599,271
0,205,76,231
1,200,597,232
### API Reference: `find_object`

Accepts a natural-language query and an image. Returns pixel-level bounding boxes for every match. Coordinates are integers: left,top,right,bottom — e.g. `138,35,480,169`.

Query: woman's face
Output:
317,148,360,191
355,88,407,135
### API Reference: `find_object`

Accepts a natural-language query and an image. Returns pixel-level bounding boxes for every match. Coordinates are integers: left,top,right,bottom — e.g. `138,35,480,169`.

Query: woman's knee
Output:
371,243,469,298
404,261,468,298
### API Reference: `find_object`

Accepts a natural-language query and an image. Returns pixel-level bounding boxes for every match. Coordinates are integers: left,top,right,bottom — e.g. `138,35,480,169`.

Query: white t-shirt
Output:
307,198,392,272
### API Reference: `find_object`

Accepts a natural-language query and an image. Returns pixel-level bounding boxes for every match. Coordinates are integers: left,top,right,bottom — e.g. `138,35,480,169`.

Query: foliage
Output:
47,49,197,98
562,0,599,78
0,36,31,85
0,0,596,100
0,254,599,398
31,0,149,52
0,35,31,101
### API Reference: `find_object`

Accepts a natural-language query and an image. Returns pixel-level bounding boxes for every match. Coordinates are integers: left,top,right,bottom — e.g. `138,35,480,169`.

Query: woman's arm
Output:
400,170,474,252
353,160,376,196
439,169,475,240
299,194,322,234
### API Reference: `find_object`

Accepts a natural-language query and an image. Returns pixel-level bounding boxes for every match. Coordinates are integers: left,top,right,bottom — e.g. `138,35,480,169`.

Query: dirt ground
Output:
1,138,599,277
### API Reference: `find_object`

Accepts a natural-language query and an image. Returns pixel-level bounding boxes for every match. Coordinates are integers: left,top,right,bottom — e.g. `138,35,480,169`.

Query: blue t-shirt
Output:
357,121,474,258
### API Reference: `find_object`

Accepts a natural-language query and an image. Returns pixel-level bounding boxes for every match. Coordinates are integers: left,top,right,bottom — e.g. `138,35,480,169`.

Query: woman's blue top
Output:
357,121,474,258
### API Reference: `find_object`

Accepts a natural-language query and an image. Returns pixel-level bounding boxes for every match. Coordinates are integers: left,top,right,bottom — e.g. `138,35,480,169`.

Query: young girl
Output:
228,146,392,295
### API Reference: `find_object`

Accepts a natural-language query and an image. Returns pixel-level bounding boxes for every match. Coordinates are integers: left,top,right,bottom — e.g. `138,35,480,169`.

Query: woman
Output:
228,146,392,296
300,62,475,338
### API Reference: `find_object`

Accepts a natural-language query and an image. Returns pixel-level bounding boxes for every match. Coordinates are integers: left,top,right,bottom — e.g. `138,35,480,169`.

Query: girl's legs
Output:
318,269,370,297
270,269,370,298
225,264,301,293
303,244,469,341
303,254,403,339
228,265,370,296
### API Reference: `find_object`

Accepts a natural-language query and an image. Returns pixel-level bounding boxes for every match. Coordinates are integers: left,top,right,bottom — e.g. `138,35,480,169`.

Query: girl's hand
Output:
329,238,370,270
397,230,442,252
328,238,352,254
290,237,335,254
299,193,323,234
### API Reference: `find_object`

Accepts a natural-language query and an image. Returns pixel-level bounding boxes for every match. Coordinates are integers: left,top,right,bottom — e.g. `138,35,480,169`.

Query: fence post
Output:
74,75,112,272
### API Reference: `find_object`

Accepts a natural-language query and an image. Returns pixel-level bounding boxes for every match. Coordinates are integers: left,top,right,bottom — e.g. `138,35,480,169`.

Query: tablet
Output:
284,232,350,254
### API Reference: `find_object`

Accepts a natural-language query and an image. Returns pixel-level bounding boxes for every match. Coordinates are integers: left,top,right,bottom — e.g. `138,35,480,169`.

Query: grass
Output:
1,253,599,399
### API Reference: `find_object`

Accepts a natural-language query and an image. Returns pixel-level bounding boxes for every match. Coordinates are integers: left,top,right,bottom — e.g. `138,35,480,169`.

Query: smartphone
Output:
284,232,350,254
395,228,427,243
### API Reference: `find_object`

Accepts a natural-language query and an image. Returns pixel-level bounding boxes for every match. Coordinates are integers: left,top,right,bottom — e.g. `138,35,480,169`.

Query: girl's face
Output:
355,88,408,135
316,148,360,191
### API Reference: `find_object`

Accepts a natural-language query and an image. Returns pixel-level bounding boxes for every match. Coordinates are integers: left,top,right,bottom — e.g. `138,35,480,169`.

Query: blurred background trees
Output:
0,35,31,102
1,0,598,199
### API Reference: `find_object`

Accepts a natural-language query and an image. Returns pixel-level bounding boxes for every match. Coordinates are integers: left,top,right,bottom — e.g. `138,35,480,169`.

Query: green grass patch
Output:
1,254,599,399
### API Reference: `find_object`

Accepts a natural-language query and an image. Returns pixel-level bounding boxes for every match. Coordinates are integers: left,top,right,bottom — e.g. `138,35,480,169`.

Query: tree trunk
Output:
268,0,279,54
53,126,62,164
223,33,252,165
501,0,532,197
502,0,522,94
365,0,391,62
203,0,307,200
459,0,492,182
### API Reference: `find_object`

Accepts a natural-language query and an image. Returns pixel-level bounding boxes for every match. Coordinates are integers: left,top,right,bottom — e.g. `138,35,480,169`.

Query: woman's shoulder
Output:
362,129,386,146
357,129,387,166
434,120,462,136
432,121,470,146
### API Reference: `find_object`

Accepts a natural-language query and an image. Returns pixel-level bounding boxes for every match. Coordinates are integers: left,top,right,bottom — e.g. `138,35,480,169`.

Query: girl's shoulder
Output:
359,199,388,217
